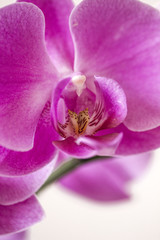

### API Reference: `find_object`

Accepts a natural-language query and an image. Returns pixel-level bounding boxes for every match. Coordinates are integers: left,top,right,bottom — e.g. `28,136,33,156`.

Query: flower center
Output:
68,108,90,135
54,74,111,140
57,108,90,138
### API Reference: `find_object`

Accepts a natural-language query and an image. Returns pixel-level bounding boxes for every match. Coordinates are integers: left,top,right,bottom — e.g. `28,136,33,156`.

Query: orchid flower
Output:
13,0,160,159
0,0,160,237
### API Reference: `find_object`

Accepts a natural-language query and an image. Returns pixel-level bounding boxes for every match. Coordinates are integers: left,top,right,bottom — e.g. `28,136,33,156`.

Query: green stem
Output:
37,155,111,194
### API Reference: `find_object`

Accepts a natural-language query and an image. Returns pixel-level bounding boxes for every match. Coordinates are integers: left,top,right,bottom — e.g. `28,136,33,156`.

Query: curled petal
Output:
53,137,96,158
0,161,54,205
0,3,57,151
53,133,122,158
17,0,74,74
91,77,127,130
59,153,151,201
0,103,58,176
77,133,123,156
51,77,71,132
0,196,44,235
71,0,160,131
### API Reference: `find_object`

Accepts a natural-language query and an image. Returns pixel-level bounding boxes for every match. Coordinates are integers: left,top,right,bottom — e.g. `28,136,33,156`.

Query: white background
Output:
1,0,160,239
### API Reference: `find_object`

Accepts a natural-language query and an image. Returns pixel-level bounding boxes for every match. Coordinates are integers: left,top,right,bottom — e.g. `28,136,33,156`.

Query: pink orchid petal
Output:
0,231,27,240
96,124,160,155
0,160,54,205
115,124,160,155
94,76,127,128
53,133,122,158
77,133,123,156
70,0,160,131
59,153,151,201
56,151,70,166
0,196,44,235
0,3,57,151
0,102,58,176
17,0,74,75
53,137,96,159
109,45,160,132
